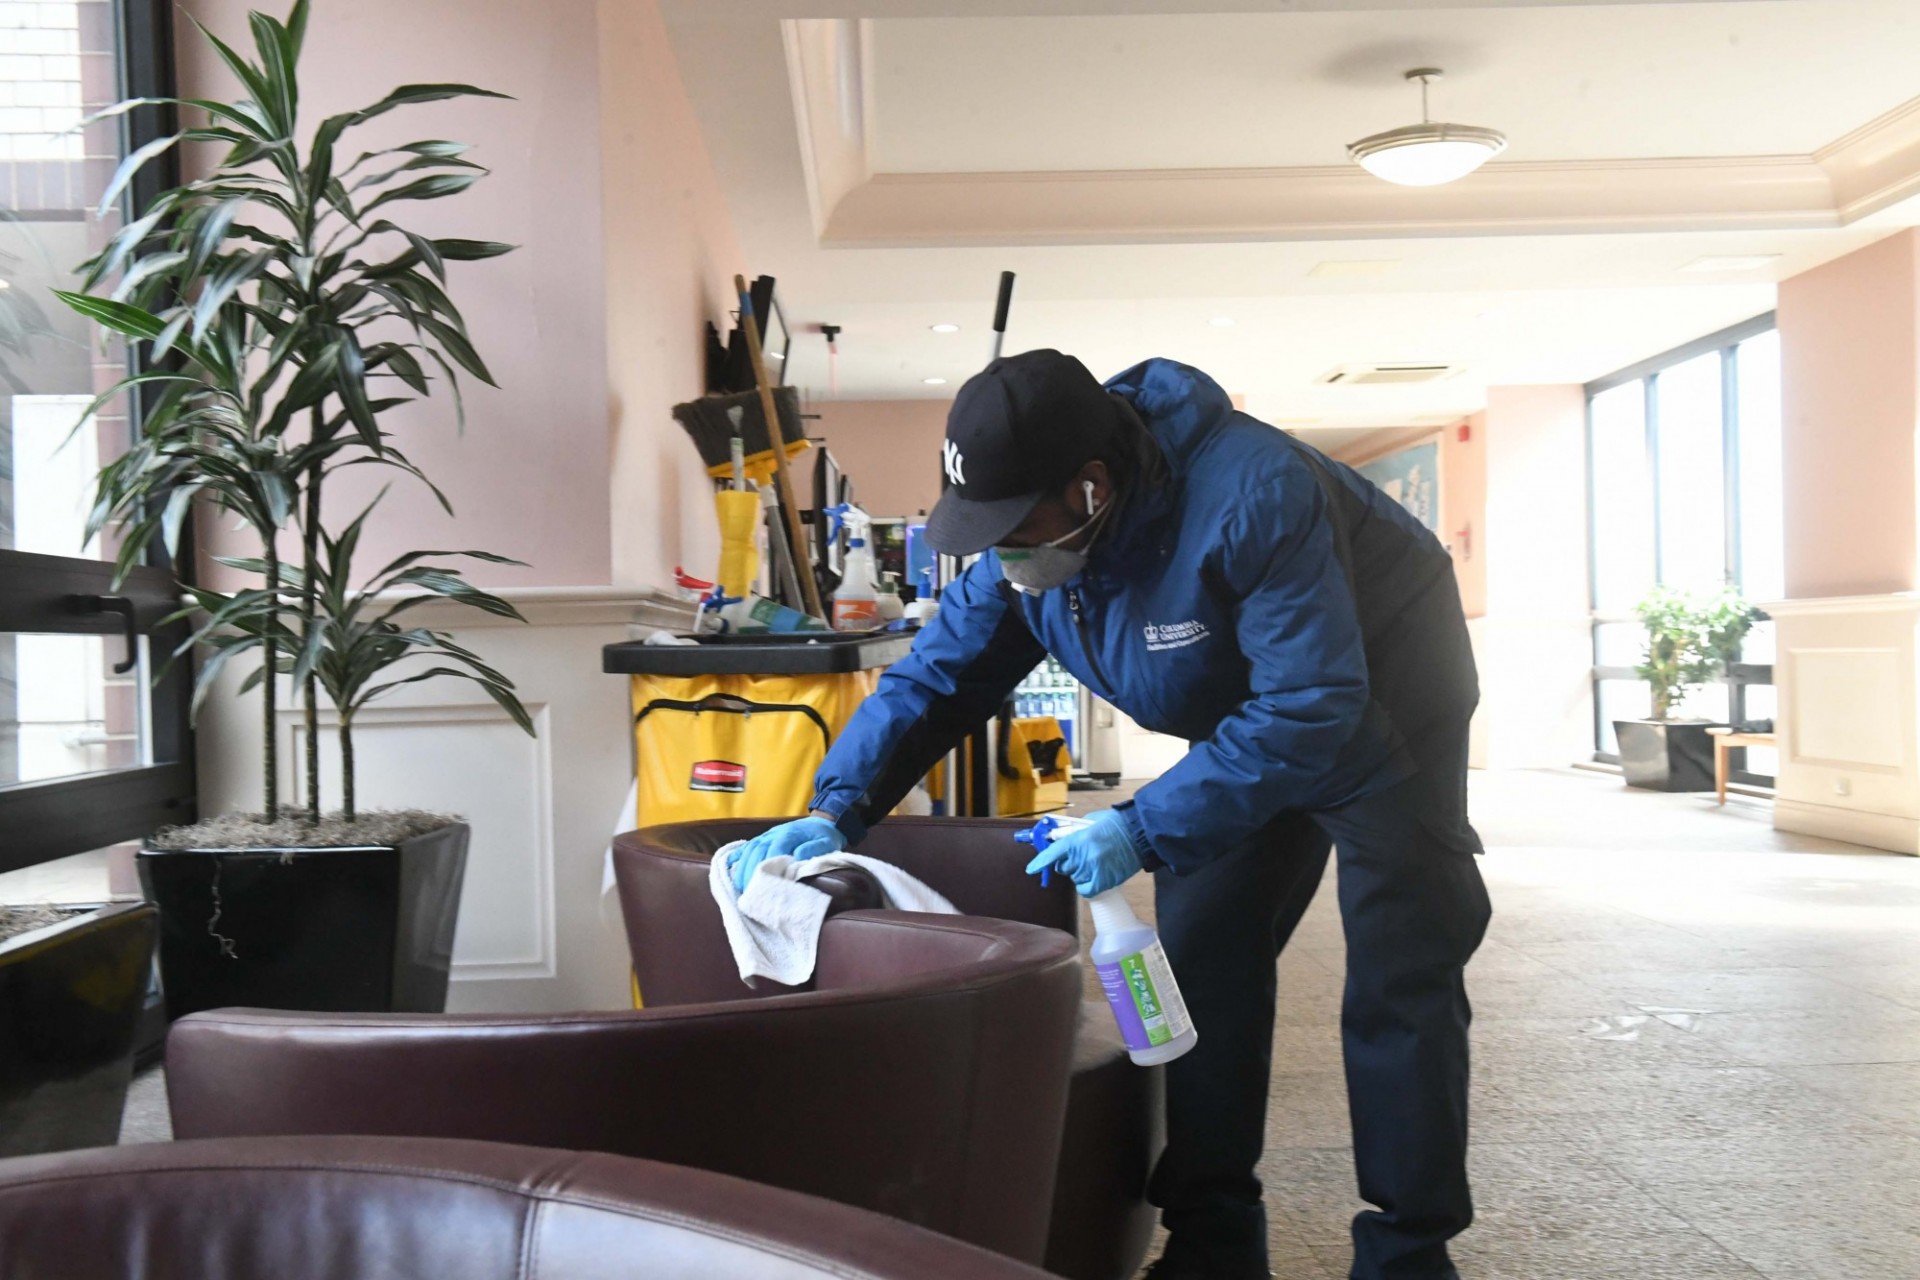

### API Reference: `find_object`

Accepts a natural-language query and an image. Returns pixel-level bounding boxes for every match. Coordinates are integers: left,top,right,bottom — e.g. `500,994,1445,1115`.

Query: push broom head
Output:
672,387,808,485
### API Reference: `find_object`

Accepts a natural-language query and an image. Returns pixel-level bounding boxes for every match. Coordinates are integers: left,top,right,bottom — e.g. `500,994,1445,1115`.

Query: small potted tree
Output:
58,0,532,1018
1614,584,1756,792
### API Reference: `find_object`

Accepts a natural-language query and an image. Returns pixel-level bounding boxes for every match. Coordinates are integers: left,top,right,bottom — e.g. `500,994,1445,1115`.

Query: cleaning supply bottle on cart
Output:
1017,815,1198,1066
826,504,881,631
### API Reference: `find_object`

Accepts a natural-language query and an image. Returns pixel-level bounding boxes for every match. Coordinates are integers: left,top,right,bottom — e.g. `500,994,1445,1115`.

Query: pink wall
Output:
1482,386,1589,618
179,0,742,592
1331,422,1486,619
1445,415,1487,619
1475,385,1593,768
1777,229,1920,598
601,0,747,588
808,399,954,520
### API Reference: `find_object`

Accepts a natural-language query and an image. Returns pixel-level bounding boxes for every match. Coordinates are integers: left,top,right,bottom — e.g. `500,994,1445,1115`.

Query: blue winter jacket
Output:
809,358,1477,874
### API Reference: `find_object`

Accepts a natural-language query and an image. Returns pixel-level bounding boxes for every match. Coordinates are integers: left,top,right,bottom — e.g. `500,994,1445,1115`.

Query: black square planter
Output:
0,902,158,1155
137,822,468,1020
1614,720,1722,792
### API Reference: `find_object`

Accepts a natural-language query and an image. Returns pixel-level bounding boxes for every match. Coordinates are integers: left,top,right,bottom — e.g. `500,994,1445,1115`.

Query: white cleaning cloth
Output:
708,842,958,987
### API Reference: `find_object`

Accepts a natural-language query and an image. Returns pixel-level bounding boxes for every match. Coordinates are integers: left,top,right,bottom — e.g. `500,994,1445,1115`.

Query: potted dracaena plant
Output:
1613,584,1757,792
55,0,533,1019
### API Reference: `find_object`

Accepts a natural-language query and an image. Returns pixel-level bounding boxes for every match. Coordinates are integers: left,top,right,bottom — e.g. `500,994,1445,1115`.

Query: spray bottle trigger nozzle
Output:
1016,815,1086,888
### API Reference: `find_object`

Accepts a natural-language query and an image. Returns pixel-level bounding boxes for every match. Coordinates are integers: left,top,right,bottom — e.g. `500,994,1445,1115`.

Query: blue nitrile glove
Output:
728,816,845,891
1023,809,1144,898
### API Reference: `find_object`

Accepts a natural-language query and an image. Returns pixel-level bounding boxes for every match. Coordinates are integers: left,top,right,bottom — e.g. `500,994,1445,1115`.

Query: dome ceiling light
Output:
1348,68,1507,188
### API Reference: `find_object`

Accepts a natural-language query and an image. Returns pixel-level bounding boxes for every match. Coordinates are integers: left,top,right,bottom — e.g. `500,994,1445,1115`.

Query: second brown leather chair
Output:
613,816,1165,1280
0,1134,1060,1279
166,910,1079,1267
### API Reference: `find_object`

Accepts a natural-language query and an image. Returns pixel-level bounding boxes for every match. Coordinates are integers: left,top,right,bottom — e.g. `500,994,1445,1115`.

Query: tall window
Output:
0,0,193,876
1586,315,1782,781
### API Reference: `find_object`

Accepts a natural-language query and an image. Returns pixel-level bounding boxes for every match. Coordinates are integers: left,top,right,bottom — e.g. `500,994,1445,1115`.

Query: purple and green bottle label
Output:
1096,941,1192,1051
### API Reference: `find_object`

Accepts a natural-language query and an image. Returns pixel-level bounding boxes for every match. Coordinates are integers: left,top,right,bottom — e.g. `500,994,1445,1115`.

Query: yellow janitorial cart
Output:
604,632,913,828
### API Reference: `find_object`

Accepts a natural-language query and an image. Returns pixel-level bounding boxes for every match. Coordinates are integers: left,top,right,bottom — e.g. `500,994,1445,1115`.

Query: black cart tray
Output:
604,631,914,676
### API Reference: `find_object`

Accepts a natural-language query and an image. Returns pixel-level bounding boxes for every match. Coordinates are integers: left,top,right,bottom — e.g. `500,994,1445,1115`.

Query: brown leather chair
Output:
0,1133,1059,1279
166,911,1078,1267
613,817,1164,1280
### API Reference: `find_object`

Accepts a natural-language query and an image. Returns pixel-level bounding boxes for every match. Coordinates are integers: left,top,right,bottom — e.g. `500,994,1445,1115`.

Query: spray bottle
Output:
876,571,906,623
825,503,880,630
903,565,940,626
1017,815,1198,1066
700,588,830,635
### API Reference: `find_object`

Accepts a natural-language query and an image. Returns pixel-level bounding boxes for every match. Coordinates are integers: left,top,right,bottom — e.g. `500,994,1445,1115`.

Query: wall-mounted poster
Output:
1356,439,1441,533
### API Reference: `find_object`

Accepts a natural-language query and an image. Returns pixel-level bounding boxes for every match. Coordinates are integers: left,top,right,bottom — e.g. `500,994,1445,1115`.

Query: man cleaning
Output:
728,350,1491,1280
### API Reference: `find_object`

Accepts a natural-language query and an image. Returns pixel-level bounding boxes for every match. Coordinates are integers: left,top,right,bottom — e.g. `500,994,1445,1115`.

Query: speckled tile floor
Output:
124,769,1920,1278
1075,768,1920,1279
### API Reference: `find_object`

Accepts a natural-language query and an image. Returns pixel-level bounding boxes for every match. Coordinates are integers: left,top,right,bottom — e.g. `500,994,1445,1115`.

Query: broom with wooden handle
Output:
736,274,827,621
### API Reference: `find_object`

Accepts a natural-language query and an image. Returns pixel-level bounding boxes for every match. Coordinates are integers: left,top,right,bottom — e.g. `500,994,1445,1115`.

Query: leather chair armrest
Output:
618,817,1080,945
167,913,1081,1264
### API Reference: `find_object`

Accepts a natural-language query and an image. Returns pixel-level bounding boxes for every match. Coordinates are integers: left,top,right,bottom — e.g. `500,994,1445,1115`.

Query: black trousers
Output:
1148,725,1491,1279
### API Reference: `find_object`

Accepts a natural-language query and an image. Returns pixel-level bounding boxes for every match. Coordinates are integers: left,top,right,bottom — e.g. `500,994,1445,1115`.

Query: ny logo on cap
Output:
943,439,966,487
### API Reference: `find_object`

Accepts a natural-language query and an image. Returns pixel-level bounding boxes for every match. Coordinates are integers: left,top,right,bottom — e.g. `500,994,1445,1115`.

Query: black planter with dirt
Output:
137,819,468,1021
1614,720,1722,792
0,901,159,1155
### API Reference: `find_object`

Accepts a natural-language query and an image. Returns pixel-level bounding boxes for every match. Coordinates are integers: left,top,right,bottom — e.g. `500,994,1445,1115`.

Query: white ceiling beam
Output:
824,157,1837,246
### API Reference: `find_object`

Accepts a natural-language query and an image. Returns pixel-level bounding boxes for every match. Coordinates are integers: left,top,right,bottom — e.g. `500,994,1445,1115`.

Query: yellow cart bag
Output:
629,670,881,825
605,632,913,829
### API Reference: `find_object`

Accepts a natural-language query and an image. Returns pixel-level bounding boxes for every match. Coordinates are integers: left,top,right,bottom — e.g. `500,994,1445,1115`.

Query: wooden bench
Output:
1706,727,1777,805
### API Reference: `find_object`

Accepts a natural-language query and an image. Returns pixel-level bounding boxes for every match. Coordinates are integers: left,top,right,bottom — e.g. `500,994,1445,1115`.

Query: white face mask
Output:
997,481,1110,595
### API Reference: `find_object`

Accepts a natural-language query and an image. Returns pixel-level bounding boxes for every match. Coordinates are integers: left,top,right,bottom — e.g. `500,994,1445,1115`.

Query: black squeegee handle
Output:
988,270,1015,362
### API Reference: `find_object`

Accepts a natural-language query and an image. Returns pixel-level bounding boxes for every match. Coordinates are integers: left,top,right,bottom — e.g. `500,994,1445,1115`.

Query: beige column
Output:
1469,385,1594,771
1769,230,1920,853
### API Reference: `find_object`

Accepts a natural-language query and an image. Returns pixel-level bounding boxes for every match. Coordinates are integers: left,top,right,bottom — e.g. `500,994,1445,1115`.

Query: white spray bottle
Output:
825,503,880,631
1017,814,1197,1066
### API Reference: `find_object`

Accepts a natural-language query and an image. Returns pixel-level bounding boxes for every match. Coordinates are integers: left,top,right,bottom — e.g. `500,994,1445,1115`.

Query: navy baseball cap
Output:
926,349,1121,555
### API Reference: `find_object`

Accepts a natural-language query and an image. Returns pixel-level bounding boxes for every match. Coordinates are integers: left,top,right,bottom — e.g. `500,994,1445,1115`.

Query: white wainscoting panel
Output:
288,703,556,981
197,588,661,1010
1767,594,1920,855
1790,649,1905,769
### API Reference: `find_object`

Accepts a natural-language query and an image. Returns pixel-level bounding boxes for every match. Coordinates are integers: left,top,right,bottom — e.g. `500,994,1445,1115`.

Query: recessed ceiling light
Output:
0,279,11,290
1310,259,1400,278
923,377,948,386
1348,69,1506,187
1679,254,1782,274
1208,316,1236,327
929,323,960,333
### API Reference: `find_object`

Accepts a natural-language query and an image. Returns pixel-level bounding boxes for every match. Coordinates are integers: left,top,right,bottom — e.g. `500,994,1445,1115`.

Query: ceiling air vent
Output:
1317,363,1461,386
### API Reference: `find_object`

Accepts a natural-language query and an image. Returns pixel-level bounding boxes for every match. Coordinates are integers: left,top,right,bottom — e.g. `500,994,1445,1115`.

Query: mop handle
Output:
988,270,1015,362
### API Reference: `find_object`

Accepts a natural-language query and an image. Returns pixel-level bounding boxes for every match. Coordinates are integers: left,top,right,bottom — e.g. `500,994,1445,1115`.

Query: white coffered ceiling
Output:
866,5,1920,172
654,1,1920,438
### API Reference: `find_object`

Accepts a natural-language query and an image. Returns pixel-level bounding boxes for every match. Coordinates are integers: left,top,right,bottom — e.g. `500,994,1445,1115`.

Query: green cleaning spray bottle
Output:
1018,815,1198,1066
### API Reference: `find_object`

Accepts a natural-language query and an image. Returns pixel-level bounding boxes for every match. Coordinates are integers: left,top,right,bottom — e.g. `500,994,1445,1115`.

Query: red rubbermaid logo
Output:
690,760,747,793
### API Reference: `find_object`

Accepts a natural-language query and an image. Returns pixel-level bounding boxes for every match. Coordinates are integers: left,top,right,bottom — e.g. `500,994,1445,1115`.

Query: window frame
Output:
0,0,195,874
1585,312,1779,786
